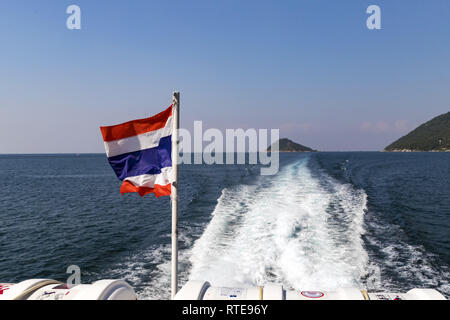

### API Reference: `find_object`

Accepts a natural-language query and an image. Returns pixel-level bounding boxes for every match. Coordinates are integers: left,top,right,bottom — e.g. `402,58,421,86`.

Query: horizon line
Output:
0,151,387,155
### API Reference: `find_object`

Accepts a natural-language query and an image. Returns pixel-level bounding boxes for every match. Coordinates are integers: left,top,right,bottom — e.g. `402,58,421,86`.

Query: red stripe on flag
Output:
100,105,173,142
120,180,171,197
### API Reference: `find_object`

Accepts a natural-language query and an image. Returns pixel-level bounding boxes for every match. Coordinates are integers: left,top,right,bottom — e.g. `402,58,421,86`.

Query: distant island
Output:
385,112,450,152
267,138,317,152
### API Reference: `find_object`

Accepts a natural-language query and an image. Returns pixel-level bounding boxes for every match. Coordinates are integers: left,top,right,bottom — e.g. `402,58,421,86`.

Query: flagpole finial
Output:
173,91,180,104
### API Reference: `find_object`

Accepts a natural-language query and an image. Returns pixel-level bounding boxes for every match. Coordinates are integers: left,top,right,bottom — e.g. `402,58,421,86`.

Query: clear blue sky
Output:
1,0,449,152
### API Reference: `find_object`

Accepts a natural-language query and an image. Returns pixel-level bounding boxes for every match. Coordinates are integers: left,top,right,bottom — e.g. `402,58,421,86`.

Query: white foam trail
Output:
188,157,374,290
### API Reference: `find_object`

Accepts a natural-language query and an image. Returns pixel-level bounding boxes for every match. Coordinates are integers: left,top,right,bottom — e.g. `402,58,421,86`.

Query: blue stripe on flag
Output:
107,135,172,181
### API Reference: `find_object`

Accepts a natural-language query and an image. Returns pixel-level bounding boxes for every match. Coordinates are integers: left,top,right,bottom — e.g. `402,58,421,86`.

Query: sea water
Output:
0,152,448,299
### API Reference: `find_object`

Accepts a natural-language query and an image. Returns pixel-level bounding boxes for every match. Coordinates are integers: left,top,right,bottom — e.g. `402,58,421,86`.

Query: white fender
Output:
406,288,446,300
174,280,210,300
0,279,61,300
62,280,136,300
3,279,137,300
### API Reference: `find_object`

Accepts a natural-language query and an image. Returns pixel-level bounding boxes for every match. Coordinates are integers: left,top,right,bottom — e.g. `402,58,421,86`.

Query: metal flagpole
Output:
171,92,180,299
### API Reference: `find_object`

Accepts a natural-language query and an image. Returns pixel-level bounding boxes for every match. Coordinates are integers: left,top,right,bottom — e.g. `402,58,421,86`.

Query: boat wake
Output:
188,157,378,290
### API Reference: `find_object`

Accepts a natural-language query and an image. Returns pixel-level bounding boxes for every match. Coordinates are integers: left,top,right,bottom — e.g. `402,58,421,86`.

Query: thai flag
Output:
100,105,174,197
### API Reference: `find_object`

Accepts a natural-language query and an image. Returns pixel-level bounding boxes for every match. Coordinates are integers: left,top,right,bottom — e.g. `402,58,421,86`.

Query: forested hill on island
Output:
267,138,317,152
385,112,450,152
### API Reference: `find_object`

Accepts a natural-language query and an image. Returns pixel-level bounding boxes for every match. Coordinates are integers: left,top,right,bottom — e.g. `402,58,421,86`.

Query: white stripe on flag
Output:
124,166,174,188
104,115,173,157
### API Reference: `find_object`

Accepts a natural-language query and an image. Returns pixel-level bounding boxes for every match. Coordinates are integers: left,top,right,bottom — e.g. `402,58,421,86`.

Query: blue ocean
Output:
0,152,449,299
